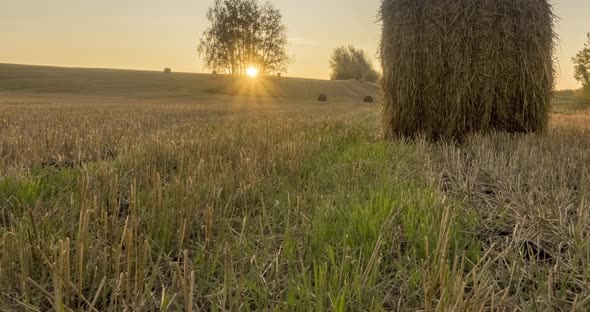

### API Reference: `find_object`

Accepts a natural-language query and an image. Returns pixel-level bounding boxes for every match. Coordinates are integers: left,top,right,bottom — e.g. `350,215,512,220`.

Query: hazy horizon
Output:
1,0,588,90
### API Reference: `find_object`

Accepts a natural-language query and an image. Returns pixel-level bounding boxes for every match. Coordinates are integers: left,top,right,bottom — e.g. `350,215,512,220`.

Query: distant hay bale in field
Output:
317,93,328,102
164,68,172,74
277,73,282,78
380,0,556,140
364,96,374,103
212,70,218,75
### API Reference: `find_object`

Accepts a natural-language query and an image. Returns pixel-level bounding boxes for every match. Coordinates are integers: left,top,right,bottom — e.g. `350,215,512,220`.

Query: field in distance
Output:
0,63,377,105
1,64,589,311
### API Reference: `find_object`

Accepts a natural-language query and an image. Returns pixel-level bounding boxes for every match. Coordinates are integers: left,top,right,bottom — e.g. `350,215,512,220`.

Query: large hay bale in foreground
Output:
380,0,556,140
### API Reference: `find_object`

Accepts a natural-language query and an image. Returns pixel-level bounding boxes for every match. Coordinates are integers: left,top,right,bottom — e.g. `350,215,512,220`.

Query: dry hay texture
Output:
380,0,556,140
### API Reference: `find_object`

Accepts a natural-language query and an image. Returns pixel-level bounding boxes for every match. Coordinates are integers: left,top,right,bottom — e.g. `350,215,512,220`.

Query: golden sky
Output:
1,0,588,89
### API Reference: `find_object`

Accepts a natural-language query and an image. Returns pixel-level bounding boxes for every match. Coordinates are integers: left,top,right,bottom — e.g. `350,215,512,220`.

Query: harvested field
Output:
1,64,589,311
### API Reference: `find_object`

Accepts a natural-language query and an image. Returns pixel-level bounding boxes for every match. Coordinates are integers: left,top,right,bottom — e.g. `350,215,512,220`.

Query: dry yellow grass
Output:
1,65,589,311
380,0,555,139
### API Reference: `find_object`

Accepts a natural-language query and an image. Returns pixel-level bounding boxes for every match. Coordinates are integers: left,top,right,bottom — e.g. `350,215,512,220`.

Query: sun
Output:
246,67,259,77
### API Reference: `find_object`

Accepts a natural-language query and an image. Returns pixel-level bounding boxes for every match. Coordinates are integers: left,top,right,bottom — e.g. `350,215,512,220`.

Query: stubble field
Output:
1,64,589,311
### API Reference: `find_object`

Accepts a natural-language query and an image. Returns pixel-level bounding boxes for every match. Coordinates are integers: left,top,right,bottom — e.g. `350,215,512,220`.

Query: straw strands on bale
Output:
380,0,556,140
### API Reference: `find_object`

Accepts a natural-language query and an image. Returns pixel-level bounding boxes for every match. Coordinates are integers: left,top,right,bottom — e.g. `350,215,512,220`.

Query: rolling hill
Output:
0,63,378,103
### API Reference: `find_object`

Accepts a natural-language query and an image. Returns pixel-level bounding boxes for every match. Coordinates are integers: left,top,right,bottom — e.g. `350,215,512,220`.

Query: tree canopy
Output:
329,46,379,83
198,0,289,75
573,33,590,91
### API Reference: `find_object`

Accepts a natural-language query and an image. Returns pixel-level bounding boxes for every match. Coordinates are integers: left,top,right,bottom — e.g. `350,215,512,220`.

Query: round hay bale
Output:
164,68,172,74
317,93,328,102
380,0,555,140
277,73,282,78
363,96,374,103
